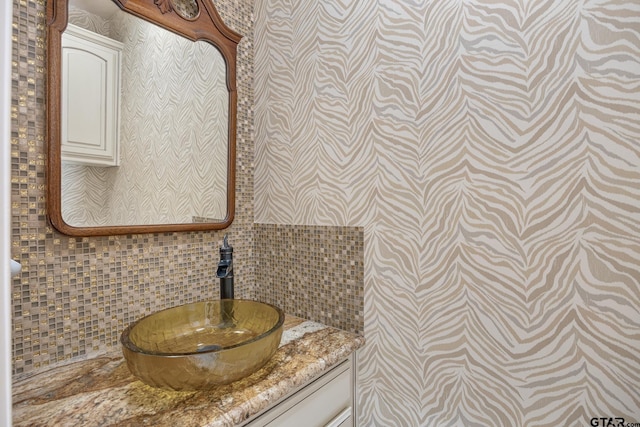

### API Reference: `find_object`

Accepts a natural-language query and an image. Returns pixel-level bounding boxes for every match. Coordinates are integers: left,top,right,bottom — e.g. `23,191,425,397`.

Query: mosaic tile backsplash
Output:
254,224,364,335
10,0,256,375
10,0,365,377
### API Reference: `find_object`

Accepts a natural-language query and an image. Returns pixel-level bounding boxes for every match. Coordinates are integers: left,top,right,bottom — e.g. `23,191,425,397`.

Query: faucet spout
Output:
216,235,234,299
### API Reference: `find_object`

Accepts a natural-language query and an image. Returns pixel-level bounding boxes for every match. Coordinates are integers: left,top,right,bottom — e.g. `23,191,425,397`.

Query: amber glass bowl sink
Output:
121,299,284,390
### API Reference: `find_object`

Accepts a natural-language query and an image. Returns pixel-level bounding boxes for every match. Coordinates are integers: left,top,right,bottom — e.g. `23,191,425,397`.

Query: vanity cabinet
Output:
244,355,356,427
61,24,122,167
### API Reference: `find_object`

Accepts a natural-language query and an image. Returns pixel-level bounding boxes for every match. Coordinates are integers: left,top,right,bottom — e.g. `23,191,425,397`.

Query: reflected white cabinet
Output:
244,355,356,427
61,24,122,166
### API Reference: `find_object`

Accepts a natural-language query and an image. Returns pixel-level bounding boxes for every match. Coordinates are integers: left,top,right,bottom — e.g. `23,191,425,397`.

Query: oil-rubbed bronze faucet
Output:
216,234,234,299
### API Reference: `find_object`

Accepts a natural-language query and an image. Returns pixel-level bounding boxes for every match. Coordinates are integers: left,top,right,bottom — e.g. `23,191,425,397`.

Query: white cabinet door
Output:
61,24,122,167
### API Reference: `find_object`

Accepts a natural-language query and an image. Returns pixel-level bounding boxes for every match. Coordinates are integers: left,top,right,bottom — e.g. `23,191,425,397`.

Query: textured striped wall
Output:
63,7,228,226
254,1,640,425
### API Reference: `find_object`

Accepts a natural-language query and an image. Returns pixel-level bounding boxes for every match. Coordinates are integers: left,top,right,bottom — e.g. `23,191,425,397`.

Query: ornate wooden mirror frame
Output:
47,0,241,236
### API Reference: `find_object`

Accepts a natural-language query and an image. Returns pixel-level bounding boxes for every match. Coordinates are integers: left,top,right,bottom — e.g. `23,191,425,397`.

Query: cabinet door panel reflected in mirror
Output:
47,0,241,236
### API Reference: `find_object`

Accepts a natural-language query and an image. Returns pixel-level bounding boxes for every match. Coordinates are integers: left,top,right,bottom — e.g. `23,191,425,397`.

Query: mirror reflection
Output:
62,0,229,227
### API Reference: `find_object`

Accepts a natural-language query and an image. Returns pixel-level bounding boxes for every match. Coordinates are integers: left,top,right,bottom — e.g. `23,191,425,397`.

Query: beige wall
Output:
255,1,640,425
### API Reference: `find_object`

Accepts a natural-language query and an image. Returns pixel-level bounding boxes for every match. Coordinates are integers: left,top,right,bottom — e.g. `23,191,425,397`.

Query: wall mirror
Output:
47,0,241,236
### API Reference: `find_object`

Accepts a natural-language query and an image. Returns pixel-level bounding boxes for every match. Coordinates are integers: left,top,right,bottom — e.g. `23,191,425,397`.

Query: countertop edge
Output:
12,318,365,427
225,332,364,426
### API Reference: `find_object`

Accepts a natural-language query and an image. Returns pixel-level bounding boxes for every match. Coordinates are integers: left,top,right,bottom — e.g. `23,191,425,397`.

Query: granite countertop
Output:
12,316,365,427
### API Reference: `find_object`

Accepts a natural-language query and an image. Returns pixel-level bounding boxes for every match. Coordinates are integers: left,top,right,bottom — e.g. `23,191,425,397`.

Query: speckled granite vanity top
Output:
12,316,364,427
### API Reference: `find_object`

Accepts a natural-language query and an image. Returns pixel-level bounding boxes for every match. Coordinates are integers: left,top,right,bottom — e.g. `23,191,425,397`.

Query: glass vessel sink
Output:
121,299,284,390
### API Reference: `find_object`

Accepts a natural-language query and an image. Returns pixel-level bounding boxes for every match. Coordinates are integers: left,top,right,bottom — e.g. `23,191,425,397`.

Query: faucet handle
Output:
220,234,233,259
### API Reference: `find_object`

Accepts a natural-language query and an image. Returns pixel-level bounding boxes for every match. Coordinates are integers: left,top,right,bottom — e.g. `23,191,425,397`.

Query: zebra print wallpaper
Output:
254,1,640,425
